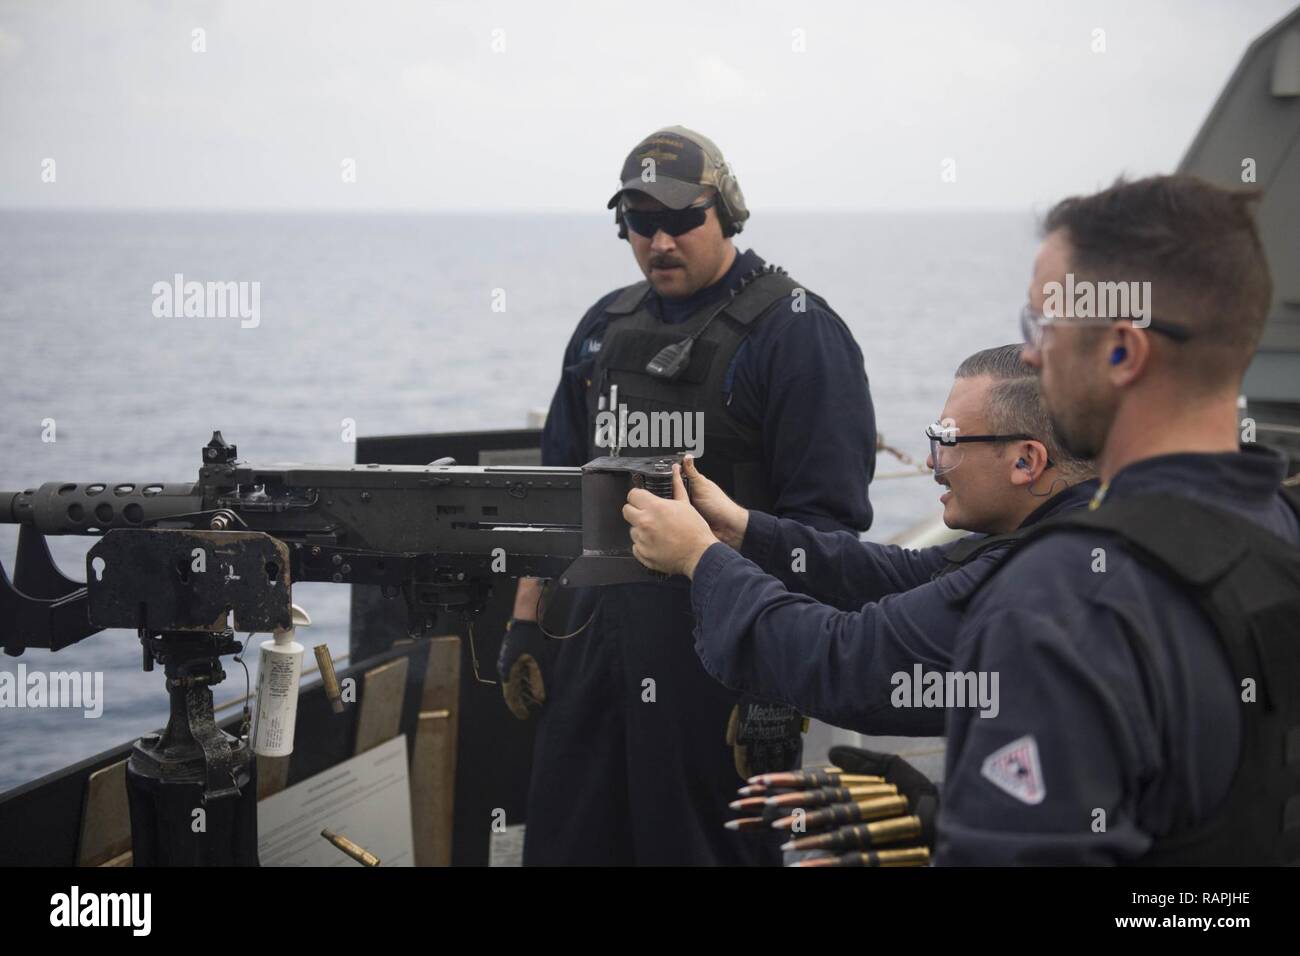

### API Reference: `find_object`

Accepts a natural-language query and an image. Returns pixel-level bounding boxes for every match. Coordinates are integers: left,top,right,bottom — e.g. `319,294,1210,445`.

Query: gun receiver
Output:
0,430,679,655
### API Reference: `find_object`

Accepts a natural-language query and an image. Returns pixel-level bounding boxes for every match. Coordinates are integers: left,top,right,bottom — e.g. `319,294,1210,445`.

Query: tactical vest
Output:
1005,489,1300,865
936,526,1035,577
586,265,834,510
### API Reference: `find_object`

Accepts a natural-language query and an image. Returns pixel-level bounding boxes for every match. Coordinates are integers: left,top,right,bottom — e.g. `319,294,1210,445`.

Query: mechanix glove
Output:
727,696,806,780
827,744,940,848
497,619,556,721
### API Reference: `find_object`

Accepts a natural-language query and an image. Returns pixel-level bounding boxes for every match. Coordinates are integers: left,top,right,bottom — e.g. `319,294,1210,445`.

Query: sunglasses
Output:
622,197,716,238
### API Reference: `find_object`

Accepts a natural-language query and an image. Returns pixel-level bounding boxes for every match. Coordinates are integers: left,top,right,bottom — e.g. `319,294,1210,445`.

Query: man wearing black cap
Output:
497,125,877,865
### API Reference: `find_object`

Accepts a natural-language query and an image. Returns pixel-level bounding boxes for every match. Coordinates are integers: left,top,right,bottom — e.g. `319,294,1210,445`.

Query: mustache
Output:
649,256,686,269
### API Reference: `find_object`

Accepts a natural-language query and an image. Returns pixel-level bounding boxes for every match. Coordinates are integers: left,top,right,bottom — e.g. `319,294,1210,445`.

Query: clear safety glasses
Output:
925,422,1036,477
1018,303,1192,350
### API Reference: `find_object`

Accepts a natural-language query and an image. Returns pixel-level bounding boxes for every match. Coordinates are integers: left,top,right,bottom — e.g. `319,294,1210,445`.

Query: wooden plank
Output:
257,754,291,800
78,760,131,867
411,636,461,866
421,635,462,712
354,656,409,755
411,711,455,866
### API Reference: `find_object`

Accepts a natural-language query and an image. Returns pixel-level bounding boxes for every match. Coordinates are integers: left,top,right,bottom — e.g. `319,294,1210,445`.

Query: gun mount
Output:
0,432,680,865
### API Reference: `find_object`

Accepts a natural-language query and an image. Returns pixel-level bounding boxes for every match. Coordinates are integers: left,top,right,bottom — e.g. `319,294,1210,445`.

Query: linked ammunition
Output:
748,770,884,789
735,768,849,797
321,828,380,866
762,783,897,810
781,814,923,852
771,794,909,831
790,846,930,867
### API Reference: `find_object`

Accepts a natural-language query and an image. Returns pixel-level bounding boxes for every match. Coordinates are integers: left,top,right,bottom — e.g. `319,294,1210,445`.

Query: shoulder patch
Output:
980,734,1046,805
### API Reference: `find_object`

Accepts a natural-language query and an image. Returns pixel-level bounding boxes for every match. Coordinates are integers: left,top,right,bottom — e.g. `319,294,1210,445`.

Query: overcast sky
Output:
1,0,1294,211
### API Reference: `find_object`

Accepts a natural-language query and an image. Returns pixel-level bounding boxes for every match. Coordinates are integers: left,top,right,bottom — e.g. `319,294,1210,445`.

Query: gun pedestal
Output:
85,528,293,867
126,629,259,866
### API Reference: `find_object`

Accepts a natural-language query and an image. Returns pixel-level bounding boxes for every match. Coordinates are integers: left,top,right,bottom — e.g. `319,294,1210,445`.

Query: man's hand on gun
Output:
500,456,747,719
622,456,749,577
679,455,750,549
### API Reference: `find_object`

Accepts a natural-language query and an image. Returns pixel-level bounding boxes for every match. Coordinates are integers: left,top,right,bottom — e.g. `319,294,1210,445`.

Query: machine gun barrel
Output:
0,431,679,654
3,482,205,533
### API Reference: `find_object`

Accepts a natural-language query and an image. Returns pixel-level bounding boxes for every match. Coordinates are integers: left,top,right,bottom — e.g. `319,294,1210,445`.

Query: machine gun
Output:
0,430,679,864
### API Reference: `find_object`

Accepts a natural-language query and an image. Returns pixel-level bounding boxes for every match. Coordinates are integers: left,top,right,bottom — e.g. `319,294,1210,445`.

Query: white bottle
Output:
251,604,311,757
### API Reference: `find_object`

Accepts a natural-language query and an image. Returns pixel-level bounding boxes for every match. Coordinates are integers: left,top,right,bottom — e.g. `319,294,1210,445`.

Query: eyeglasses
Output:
925,422,1038,477
1019,303,1192,349
622,197,716,238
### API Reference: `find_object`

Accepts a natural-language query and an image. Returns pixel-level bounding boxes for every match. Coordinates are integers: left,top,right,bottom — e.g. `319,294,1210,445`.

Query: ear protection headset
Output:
712,160,747,238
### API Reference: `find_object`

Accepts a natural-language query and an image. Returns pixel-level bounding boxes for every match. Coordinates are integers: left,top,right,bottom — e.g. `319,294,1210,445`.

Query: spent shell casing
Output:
321,828,380,866
772,794,909,831
765,783,897,810
781,815,923,852
791,846,931,868
314,644,345,714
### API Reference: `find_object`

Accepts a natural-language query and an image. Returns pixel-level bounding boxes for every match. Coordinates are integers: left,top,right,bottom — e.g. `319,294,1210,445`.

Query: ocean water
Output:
0,209,1039,794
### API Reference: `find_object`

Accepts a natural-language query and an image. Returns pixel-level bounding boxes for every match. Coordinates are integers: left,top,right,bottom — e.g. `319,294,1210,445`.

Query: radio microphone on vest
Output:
645,291,737,380
646,338,694,379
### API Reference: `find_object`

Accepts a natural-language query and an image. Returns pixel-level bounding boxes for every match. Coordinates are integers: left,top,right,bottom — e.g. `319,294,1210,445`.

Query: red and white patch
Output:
980,735,1046,805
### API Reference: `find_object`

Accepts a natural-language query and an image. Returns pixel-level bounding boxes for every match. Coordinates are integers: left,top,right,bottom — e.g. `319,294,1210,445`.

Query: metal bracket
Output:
88,529,292,633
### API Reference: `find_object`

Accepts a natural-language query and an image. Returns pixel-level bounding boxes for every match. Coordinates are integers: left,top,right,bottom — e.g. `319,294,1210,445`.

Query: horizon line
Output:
0,204,1036,216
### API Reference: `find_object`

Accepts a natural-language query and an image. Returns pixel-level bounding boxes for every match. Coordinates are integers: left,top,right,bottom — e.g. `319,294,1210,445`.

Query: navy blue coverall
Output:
940,448,1300,864
524,248,875,865
689,480,1097,736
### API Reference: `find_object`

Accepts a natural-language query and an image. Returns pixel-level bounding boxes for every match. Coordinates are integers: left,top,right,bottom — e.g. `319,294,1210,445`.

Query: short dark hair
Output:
956,343,1032,381
956,344,1093,480
1042,175,1273,389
